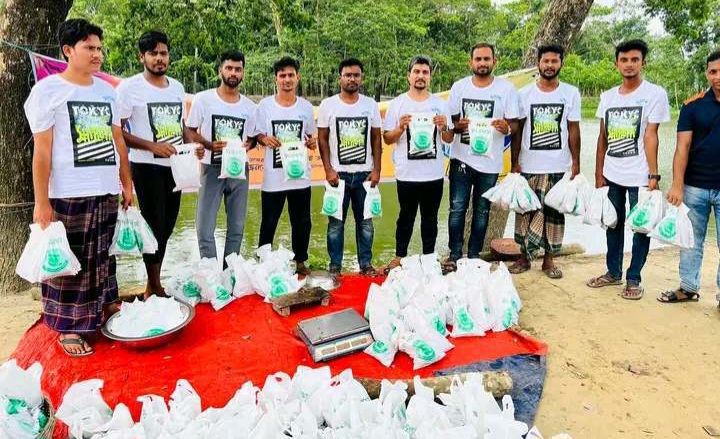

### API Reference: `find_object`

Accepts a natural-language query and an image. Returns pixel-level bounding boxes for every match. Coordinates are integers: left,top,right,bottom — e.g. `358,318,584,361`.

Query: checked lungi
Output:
41,195,119,334
514,173,565,259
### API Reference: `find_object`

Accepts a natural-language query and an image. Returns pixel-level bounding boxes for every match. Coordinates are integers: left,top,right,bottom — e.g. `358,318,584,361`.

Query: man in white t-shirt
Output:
255,57,316,275
317,58,382,276
185,50,256,264
509,44,581,279
586,40,671,300
117,31,197,298
24,19,133,356
445,43,520,271
382,56,454,272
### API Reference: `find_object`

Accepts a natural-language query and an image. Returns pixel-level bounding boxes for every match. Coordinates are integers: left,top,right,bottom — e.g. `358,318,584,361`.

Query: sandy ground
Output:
1,246,719,438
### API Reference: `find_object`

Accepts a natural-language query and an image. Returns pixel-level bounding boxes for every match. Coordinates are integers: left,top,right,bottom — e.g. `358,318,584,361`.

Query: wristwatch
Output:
648,174,661,181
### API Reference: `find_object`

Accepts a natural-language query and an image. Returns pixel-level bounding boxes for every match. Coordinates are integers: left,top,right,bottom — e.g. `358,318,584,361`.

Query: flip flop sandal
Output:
57,337,94,357
295,265,311,277
441,260,457,274
621,285,644,300
359,266,381,277
543,267,563,279
587,274,623,288
508,261,531,274
657,289,700,303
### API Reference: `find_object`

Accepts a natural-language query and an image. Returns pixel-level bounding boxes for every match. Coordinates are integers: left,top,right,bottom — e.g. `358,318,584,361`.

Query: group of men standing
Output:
23,18,720,357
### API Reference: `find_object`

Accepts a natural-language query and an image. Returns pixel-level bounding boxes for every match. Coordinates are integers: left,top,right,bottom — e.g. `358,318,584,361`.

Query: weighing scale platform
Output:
296,308,374,362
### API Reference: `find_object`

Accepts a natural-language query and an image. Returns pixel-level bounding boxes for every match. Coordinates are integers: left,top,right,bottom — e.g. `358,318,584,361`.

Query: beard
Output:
222,75,240,88
472,66,493,77
539,68,560,80
145,63,167,76
341,83,359,93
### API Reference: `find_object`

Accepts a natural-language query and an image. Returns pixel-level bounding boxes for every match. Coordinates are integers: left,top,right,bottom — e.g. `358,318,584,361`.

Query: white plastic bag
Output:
486,263,522,332
169,144,201,192
166,273,203,306
16,221,81,283
482,173,541,214
399,332,447,370
219,139,247,180
468,117,494,157
321,180,345,221
363,181,382,219
583,186,617,229
56,379,114,439
544,172,591,216
627,189,664,234
409,113,435,155
196,258,235,311
225,253,256,298
107,296,186,338
279,141,310,181
110,207,158,256
649,203,695,249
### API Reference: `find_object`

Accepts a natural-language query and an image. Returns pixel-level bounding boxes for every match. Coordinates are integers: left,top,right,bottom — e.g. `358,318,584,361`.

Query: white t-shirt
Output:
24,75,121,199
448,76,520,173
116,73,186,167
254,95,316,192
383,93,452,182
596,80,671,187
317,94,382,173
185,89,257,166
518,82,582,174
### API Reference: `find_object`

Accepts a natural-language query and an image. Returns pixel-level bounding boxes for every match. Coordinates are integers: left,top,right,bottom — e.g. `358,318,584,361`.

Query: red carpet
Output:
11,275,546,437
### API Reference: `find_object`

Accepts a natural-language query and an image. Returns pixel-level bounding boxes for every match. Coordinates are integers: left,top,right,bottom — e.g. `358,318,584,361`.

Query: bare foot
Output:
57,334,94,357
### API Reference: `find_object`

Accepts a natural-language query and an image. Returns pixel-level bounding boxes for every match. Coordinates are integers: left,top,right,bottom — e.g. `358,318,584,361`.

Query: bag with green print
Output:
225,252,257,298
627,188,665,234
398,331,448,370
446,275,486,338
279,140,310,181
468,116,495,157
252,244,305,301
321,180,345,221
167,272,204,306
408,112,436,155
110,207,158,256
197,257,235,311
15,221,81,283
363,181,382,220
487,262,522,332
649,202,694,249
219,139,247,180
364,284,401,367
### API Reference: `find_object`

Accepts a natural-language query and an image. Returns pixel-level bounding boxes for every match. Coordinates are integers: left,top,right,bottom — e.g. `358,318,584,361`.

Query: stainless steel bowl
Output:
101,299,195,350
304,271,340,291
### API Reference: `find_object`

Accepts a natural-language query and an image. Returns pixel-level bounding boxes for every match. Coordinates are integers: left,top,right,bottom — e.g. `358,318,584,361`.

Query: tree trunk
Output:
521,0,594,68
0,0,73,294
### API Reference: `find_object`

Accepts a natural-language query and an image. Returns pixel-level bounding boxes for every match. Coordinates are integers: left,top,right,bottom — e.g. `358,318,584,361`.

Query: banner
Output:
29,52,535,187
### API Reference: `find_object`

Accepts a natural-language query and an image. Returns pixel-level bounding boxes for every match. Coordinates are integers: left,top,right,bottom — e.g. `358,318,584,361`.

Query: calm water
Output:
117,117,682,286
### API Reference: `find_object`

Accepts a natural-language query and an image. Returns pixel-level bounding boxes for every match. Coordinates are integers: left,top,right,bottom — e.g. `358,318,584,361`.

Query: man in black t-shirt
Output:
659,50,720,307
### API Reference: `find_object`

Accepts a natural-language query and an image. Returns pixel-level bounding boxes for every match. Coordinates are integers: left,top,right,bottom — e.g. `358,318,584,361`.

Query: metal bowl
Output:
304,271,340,291
101,299,195,350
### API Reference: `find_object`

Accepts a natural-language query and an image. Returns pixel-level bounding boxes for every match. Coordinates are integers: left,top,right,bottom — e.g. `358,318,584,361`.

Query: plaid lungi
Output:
514,173,565,259
42,195,119,334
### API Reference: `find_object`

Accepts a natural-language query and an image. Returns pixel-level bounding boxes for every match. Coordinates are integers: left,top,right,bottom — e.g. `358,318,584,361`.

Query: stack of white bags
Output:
0,361,48,439
482,173,542,214
52,365,572,439
364,254,522,370
166,244,305,311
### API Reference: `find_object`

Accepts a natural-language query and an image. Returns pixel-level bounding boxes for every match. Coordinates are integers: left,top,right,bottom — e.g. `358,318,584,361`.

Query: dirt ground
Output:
1,246,719,439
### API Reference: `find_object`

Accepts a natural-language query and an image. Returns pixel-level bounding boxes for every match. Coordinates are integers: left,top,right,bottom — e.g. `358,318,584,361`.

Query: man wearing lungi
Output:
24,19,133,356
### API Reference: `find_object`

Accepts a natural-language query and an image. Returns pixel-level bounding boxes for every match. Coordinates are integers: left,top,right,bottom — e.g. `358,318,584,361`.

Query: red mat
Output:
11,275,546,436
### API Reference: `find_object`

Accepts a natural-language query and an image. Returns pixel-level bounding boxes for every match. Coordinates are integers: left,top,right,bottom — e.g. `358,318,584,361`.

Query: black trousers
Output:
395,178,444,257
258,187,312,263
131,162,181,266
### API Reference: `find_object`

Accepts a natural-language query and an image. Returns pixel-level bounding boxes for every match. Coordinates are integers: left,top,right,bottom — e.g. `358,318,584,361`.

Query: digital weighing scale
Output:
296,308,374,362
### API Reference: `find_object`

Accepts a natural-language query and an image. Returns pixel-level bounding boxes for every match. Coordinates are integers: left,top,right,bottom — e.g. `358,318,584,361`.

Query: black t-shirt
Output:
678,89,720,189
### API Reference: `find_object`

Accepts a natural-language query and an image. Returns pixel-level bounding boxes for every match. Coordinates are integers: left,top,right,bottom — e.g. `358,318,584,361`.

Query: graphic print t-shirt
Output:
518,82,581,174
382,93,452,182
185,89,257,166
596,81,671,187
255,96,316,192
448,76,520,173
317,94,382,173
24,75,121,198
116,73,186,167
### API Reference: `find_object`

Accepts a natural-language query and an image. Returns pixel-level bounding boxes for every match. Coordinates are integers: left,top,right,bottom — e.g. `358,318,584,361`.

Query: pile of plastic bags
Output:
15,221,82,283
109,207,158,257
0,360,48,439
543,172,592,216
364,254,522,370
55,365,569,439
166,245,305,310
482,173,542,214
106,296,187,338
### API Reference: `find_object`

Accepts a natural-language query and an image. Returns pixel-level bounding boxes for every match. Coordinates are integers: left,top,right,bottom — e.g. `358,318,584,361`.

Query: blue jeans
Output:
327,171,374,269
605,178,650,284
679,184,720,294
448,159,498,260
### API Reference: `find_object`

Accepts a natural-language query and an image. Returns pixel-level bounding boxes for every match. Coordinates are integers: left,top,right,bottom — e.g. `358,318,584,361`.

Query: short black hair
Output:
273,56,300,75
218,50,245,69
338,57,364,75
707,50,720,66
537,44,565,61
615,39,649,60
58,19,103,60
408,56,433,73
470,43,495,58
138,30,169,54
